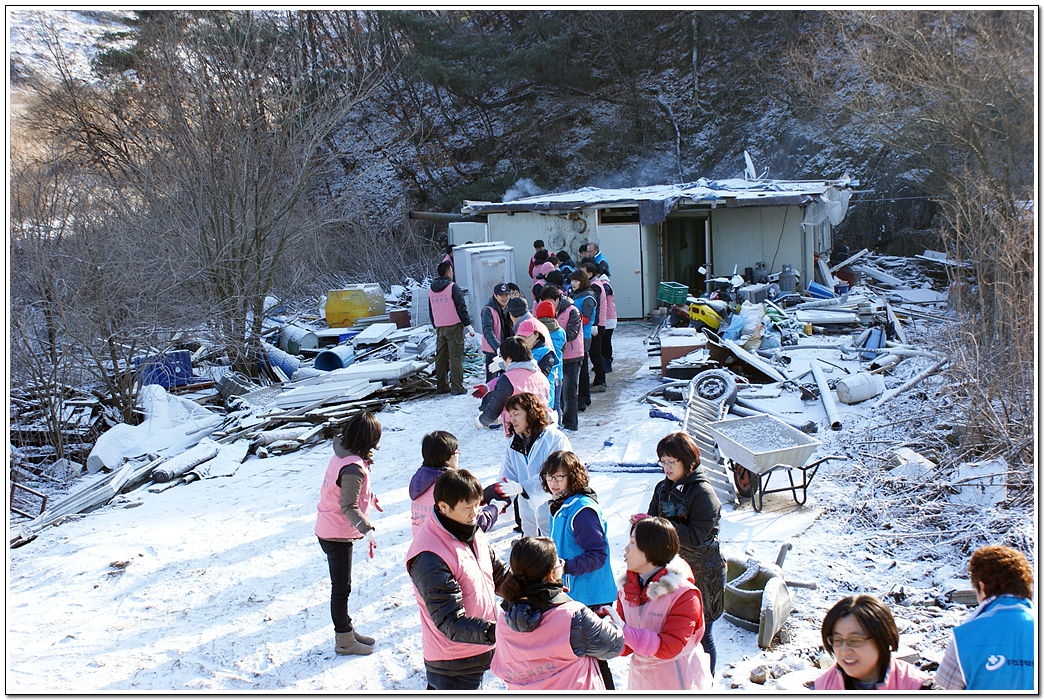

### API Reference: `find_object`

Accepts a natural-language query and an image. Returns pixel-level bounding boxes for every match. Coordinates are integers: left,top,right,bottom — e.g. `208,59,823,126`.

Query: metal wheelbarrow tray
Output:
706,414,839,512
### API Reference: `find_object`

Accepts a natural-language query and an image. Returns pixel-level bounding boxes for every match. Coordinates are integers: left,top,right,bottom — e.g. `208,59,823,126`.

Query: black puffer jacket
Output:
648,467,724,622
501,582,623,660
407,512,509,675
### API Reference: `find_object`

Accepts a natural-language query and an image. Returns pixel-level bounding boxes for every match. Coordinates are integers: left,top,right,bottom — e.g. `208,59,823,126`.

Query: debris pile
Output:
8,282,489,546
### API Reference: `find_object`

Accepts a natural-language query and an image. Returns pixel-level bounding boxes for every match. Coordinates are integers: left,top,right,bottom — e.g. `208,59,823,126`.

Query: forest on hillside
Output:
8,10,1035,476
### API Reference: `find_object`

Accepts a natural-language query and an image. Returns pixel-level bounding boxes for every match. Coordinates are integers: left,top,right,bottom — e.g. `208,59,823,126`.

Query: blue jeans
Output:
426,670,484,690
702,619,717,675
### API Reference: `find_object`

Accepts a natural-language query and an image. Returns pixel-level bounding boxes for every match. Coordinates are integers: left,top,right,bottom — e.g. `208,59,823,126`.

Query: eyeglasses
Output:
829,635,869,649
658,458,682,468
545,473,569,483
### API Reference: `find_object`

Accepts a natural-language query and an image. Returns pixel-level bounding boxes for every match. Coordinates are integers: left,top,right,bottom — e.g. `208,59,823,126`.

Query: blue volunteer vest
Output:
952,595,1035,690
550,494,616,606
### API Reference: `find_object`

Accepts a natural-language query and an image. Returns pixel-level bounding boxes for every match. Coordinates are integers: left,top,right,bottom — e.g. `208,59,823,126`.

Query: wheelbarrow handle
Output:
784,579,818,590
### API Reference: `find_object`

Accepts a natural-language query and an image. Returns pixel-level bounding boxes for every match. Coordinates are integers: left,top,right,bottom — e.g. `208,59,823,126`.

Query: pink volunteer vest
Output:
589,278,608,325
499,366,552,436
480,304,503,354
429,284,462,327
315,454,371,540
491,600,605,690
621,577,711,690
411,486,435,537
603,281,617,320
557,306,584,361
406,514,498,662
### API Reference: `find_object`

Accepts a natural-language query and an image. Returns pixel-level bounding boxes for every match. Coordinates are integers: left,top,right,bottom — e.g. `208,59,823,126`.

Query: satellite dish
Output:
744,150,757,181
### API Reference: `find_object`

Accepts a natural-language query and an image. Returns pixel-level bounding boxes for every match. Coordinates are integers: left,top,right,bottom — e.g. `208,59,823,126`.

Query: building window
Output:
598,207,640,225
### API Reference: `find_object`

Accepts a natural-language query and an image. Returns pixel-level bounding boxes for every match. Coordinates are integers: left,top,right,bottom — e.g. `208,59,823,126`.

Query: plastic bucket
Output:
314,344,357,371
134,350,194,388
806,281,835,299
835,372,886,404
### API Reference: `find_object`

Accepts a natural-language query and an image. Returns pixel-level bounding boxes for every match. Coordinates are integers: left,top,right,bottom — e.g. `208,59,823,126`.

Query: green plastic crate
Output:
657,281,690,305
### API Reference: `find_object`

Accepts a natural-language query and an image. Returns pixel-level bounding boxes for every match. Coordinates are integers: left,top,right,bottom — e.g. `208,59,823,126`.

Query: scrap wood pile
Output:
9,283,488,546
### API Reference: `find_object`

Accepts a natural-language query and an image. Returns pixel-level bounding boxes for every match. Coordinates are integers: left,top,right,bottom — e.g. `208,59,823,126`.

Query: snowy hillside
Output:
7,322,1014,692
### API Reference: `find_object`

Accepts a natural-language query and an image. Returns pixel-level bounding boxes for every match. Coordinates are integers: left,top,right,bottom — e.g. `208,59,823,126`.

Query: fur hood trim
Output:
617,556,693,602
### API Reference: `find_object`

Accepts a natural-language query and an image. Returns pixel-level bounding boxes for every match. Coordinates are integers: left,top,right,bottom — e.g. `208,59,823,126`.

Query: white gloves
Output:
487,357,504,374
496,480,524,498
475,413,485,431
592,325,599,336
465,325,475,335
365,530,377,546
600,605,624,627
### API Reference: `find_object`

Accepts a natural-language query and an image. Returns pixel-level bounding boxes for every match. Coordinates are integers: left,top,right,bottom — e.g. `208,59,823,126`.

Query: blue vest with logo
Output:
550,494,616,607
952,595,1034,690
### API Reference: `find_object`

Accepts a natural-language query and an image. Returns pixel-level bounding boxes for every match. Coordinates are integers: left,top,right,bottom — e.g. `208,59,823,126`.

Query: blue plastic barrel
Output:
314,344,357,371
134,350,195,388
806,281,836,299
261,341,301,378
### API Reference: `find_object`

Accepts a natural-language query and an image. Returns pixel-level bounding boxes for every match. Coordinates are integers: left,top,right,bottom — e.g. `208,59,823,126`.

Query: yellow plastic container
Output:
321,285,386,327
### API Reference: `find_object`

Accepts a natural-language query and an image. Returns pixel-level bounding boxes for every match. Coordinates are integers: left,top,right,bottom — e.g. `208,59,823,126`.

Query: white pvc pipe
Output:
810,359,842,430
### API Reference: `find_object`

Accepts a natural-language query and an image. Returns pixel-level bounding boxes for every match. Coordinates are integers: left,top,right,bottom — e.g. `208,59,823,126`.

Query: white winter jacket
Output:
500,425,572,537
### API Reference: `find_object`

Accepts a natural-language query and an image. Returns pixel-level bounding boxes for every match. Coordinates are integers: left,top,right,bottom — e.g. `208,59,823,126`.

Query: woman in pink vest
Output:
492,537,624,690
605,516,711,690
597,260,617,373
409,431,501,536
542,284,583,431
814,595,932,690
314,411,382,656
474,337,550,435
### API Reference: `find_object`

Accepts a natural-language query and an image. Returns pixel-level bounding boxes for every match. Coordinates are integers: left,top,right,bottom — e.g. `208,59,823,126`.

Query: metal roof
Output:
461,176,857,226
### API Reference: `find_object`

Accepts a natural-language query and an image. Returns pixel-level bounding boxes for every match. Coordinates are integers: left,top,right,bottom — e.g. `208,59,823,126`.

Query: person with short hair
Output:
480,283,512,382
542,284,583,431
647,432,725,673
814,595,932,690
409,431,499,536
568,270,598,412
406,469,509,690
557,250,576,277
490,537,624,690
597,260,617,373
485,392,571,537
315,411,383,656
581,261,608,390
589,241,610,275
528,239,546,280
475,338,551,434
428,261,473,395
506,282,523,298
605,516,711,690
540,451,618,688
934,545,1035,690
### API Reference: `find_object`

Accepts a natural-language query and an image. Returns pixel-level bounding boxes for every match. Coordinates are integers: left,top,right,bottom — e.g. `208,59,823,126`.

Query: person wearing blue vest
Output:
588,241,610,276
935,544,1035,691
540,450,617,690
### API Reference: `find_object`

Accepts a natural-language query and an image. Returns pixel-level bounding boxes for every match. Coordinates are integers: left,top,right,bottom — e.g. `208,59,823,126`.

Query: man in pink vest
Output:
475,337,551,432
582,261,608,390
479,283,511,382
406,469,508,690
428,261,474,395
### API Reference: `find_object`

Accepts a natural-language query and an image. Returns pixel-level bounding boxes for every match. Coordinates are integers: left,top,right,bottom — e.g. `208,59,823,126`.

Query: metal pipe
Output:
731,399,818,434
407,211,487,223
810,359,842,430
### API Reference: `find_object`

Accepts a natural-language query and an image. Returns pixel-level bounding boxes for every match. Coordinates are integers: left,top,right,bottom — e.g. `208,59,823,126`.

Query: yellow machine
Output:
688,298,729,331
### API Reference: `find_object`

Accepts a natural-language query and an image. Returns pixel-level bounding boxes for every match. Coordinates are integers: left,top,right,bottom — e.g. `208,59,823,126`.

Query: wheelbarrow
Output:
706,414,842,512
724,542,817,648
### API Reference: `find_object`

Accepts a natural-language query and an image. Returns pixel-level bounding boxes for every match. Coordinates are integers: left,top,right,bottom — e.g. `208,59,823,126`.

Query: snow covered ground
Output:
7,321,1027,691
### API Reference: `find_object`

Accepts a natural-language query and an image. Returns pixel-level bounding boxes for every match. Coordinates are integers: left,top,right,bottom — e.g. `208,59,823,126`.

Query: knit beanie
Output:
534,300,556,319
506,297,529,316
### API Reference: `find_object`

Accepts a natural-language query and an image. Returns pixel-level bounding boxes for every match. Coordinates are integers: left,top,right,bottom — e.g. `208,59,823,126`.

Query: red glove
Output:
629,512,650,525
581,315,591,326
471,383,489,398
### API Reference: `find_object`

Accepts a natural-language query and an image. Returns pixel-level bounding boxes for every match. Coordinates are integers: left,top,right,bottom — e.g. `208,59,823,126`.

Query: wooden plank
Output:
828,248,869,273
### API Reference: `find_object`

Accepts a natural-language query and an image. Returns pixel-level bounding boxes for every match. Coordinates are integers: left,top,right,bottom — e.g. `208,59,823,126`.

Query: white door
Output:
596,224,644,318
